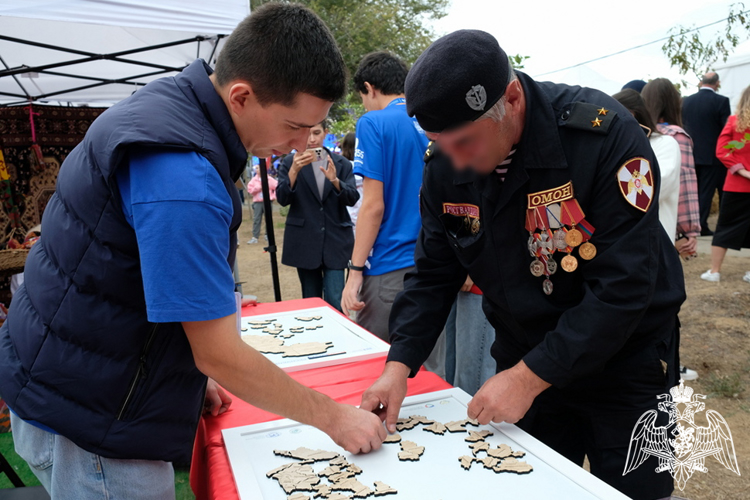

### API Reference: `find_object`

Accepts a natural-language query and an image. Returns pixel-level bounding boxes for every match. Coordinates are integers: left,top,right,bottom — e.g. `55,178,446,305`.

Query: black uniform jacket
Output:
681,88,731,167
277,149,359,270
387,72,686,390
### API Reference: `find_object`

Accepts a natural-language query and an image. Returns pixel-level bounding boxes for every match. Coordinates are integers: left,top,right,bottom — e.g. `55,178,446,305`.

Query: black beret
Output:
405,30,510,133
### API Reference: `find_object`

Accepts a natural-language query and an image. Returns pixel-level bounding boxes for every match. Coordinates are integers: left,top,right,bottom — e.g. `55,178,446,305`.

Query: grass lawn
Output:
1,433,195,499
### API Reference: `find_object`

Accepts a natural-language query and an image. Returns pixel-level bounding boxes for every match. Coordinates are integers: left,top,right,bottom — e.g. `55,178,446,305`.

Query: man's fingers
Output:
360,392,380,412
385,401,400,433
466,398,480,421
475,407,492,426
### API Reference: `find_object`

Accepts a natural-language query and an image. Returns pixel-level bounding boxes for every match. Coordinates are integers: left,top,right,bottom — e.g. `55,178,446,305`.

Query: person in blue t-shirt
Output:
341,52,429,341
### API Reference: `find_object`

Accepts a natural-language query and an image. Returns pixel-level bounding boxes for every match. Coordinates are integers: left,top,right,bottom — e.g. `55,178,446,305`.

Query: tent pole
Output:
259,158,282,302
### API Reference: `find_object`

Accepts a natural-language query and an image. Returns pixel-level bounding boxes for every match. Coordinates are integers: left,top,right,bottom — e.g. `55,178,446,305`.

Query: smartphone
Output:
310,147,329,170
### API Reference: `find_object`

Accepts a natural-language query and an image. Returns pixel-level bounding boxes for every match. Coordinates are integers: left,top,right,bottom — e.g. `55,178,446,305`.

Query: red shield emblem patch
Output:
617,157,653,212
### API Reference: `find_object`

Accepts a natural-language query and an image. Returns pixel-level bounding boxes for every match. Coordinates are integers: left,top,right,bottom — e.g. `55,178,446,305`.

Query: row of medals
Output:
528,226,596,295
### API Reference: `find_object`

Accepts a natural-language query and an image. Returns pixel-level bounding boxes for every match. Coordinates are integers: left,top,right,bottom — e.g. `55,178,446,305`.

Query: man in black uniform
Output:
361,30,685,499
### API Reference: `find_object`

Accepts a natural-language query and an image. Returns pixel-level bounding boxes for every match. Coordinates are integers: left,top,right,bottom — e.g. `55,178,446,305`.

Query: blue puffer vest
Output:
0,60,245,463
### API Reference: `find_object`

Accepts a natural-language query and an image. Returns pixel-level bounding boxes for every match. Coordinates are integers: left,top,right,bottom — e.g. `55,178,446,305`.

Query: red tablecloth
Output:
189,298,450,500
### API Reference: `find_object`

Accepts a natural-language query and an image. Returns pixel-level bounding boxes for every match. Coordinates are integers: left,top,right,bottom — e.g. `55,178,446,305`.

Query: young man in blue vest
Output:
0,5,385,498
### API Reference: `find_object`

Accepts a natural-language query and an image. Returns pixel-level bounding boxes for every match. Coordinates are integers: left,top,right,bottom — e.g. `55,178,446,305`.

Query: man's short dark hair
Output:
353,51,409,96
701,72,720,85
215,3,346,106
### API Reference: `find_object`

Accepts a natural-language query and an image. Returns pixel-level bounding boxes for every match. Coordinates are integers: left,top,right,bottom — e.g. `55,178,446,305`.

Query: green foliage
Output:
250,0,447,133
508,54,530,70
662,2,750,79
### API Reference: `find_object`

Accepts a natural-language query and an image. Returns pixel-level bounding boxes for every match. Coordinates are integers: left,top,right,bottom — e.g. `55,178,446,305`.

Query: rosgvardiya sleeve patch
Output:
617,157,653,212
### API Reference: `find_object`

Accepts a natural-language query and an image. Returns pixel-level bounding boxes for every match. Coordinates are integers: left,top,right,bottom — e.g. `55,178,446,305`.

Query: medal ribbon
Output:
578,219,596,242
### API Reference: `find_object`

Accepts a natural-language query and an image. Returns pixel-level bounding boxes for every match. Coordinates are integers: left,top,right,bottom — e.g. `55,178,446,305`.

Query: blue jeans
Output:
10,412,175,500
444,292,497,395
297,266,345,312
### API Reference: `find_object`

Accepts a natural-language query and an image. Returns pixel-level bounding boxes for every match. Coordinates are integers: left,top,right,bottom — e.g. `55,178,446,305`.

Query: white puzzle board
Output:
240,306,390,372
222,388,630,500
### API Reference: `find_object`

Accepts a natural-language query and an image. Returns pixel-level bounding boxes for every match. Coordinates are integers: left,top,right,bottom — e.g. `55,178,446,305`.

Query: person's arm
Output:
247,176,262,196
672,132,700,248
325,157,360,206
716,117,750,176
341,177,385,315
275,157,295,207
184,315,385,453
719,96,731,129
360,159,469,431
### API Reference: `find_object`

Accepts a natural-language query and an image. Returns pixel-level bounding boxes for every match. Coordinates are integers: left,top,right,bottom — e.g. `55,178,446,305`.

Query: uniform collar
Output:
514,71,568,170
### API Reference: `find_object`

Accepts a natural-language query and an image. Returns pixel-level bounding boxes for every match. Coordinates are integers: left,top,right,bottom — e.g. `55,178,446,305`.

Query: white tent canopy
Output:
0,0,250,106
714,39,750,111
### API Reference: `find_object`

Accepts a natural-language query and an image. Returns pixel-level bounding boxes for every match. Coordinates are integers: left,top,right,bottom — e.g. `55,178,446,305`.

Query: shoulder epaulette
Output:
423,141,437,164
559,102,617,134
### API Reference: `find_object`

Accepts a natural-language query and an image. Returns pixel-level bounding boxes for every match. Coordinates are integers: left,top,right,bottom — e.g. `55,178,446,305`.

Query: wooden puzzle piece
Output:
408,415,434,425
305,325,324,331
512,450,526,458
486,444,513,459
274,323,283,328
266,462,297,477
312,484,332,498
274,448,341,462
395,417,420,431
264,328,284,335
444,420,469,433
397,440,424,461
281,341,334,357
465,430,493,442
383,432,402,444
280,333,295,339
373,481,397,496
288,494,310,500
295,316,322,322
328,470,355,483
492,457,533,474
268,463,320,493
330,477,373,498
329,456,349,467
477,456,499,469
423,421,447,435
242,335,286,353
325,494,350,500
250,324,269,329
317,465,340,477
459,455,475,470
248,319,273,326
469,441,490,456
290,327,305,333
345,464,362,475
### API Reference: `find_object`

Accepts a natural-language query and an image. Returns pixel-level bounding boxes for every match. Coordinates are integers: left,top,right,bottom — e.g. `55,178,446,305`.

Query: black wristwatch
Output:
347,260,365,272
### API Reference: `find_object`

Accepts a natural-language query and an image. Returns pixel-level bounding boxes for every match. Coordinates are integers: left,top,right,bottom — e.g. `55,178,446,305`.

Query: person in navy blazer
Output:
682,72,731,235
277,120,360,311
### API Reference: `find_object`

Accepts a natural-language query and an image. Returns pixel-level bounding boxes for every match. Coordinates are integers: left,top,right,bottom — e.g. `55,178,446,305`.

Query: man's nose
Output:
291,129,310,152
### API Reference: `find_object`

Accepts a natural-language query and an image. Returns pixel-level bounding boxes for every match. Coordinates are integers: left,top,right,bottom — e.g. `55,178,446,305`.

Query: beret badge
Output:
465,84,487,111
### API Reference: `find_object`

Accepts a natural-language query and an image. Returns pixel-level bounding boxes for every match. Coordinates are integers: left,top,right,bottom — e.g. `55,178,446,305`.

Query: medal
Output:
546,257,558,275
565,227,582,247
530,259,545,277
527,235,538,256
553,229,568,251
579,241,596,260
538,231,554,256
561,254,578,272
471,218,481,235
542,278,554,295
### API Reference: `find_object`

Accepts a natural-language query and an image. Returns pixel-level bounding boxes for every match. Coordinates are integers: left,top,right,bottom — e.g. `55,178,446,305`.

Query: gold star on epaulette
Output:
591,117,603,127
597,107,608,116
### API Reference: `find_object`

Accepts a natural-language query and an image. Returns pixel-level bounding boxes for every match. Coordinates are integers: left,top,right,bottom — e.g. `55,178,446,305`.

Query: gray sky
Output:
434,0,741,95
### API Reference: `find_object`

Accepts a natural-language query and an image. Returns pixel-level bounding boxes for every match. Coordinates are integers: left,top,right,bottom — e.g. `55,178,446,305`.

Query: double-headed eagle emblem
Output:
623,379,740,490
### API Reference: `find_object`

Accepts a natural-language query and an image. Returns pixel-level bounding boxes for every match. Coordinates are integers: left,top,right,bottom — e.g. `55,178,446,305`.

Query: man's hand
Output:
460,275,474,293
737,168,750,180
467,361,550,425
341,271,365,316
360,362,410,433
322,156,341,191
291,150,314,173
324,404,386,454
204,378,232,416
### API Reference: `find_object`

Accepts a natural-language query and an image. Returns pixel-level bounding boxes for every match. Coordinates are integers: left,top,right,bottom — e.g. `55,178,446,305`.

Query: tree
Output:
662,2,750,80
250,0,448,133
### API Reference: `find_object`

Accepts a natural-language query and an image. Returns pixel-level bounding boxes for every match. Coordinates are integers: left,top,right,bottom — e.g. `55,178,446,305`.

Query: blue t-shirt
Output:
117,149,237,323
353,98,428,276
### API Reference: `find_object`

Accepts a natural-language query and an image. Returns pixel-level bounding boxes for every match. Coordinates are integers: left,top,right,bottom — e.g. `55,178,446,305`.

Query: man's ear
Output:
364,81,377,98
226,81,256,116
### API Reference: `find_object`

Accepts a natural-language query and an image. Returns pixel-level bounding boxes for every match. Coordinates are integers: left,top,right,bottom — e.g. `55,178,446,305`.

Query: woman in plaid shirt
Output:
642,79,702,258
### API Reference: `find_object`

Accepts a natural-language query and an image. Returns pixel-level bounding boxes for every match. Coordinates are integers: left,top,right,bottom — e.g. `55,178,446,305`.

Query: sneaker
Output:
744,272,750,283
247,238,259,244
700,270,720,282
679,365,699,381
